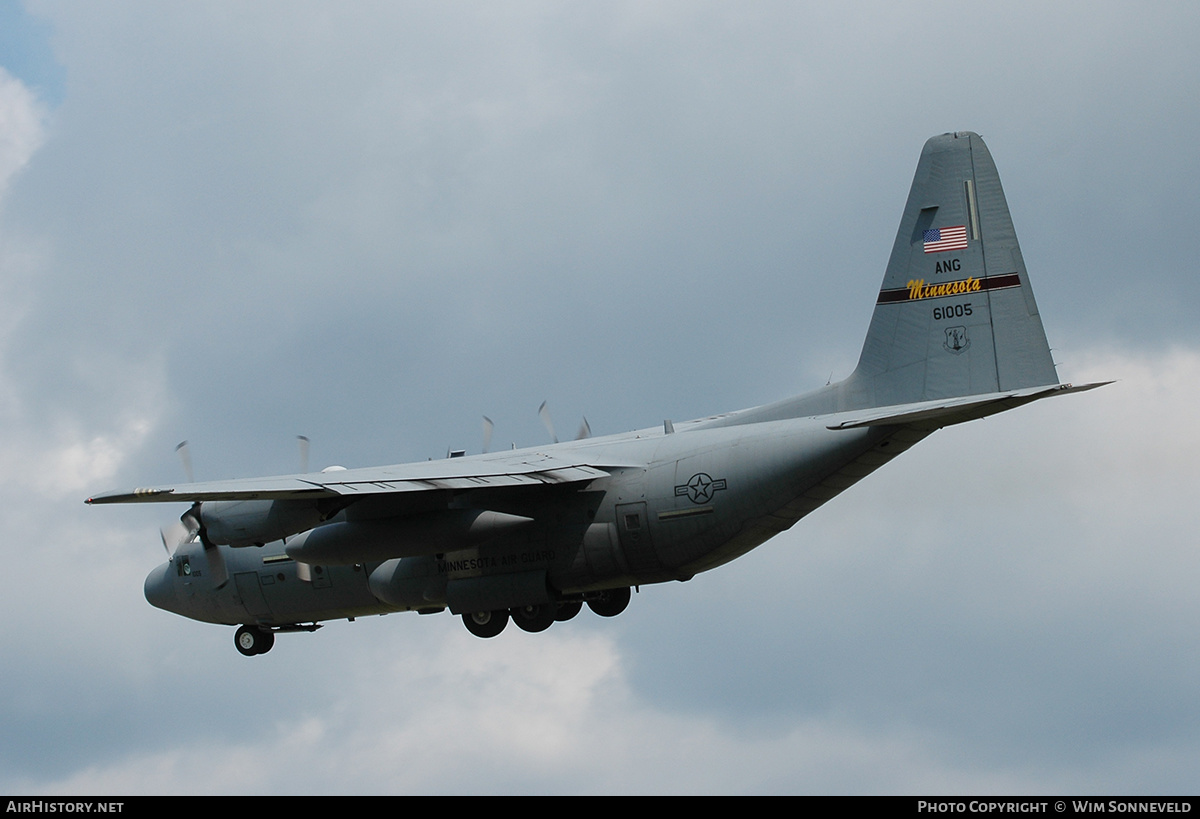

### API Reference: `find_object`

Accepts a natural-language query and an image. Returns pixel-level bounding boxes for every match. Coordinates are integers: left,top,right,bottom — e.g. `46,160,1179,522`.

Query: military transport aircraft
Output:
87,132,1104,656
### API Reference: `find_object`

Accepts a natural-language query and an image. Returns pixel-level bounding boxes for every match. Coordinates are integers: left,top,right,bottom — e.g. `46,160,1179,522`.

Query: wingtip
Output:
84,487,174,505
1061,380,1115,393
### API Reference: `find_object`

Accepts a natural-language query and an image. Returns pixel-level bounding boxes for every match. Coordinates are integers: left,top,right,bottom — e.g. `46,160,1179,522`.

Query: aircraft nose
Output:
144,563,176,612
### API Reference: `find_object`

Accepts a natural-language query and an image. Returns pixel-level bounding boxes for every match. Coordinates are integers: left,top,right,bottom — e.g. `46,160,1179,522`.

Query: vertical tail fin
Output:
843,131,1059,409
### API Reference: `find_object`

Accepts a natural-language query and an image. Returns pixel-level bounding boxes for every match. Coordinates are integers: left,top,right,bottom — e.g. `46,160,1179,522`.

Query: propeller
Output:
160,503,200,556
156,502,229,586
538,402,591,444
160,442,228,587
482,416,494,454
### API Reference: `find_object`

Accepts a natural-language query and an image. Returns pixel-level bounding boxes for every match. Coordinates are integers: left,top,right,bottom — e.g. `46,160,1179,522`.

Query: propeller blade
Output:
482,416,494,454
538,401,558,443
204,541,228,587
575,416,591,441
297,435,310,473
160,522,188,556
174,440,194,483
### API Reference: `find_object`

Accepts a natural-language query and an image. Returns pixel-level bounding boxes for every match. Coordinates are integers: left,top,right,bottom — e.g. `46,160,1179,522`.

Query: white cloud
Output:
0,66,45,196
0,68,165,502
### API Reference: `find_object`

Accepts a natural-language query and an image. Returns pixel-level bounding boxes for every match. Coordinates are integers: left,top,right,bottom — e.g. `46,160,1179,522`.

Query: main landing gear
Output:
462,608,509,638
460,586,632,639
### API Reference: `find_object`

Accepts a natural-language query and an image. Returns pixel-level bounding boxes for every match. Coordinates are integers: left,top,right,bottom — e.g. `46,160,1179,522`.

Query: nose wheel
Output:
234,625,275,656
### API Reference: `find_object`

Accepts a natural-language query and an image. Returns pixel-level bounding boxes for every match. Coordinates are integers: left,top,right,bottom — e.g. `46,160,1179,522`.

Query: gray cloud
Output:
2,0,1198,794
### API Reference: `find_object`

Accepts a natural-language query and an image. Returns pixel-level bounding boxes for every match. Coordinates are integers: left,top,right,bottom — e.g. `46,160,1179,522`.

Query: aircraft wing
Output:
85,451,615,505
824,382,1111,430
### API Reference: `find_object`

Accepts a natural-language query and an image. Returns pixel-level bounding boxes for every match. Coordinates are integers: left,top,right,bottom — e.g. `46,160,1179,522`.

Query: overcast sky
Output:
2,0,1199,795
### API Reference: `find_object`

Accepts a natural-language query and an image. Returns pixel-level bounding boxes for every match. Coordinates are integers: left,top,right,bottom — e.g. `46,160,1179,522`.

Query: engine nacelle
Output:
200,499,325,547
284,509,533,565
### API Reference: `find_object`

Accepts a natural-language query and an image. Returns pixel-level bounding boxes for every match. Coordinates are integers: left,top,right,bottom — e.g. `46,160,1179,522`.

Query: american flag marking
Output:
923,225,968,253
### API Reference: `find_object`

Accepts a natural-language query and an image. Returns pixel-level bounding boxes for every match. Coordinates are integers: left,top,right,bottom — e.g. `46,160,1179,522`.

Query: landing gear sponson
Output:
460,587,631,639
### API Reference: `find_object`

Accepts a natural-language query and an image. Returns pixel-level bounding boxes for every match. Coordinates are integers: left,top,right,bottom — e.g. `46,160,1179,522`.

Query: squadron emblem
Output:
944,326,970,354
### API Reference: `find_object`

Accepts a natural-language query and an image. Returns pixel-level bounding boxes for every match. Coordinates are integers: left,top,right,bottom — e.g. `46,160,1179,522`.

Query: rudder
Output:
843,131,1059,410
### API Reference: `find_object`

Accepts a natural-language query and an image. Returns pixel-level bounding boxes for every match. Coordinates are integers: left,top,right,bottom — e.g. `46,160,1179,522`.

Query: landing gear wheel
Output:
462,609,509,638
510,603,556,633
554,601,583,622
234,625,274,656
587,587,631,617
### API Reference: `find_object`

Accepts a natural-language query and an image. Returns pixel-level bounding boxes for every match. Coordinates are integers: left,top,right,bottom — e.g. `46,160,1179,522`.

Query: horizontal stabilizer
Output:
826,381,1110,430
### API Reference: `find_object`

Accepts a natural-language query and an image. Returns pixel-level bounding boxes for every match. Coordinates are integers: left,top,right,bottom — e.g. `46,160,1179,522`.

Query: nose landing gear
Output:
234,625,275,656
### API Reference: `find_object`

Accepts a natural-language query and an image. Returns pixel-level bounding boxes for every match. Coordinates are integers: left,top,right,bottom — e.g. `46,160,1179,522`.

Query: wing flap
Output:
324,465,609,495
85,457,613,505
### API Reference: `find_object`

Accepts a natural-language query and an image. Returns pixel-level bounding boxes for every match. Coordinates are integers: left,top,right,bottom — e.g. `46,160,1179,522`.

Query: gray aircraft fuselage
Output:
144,415,897,627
